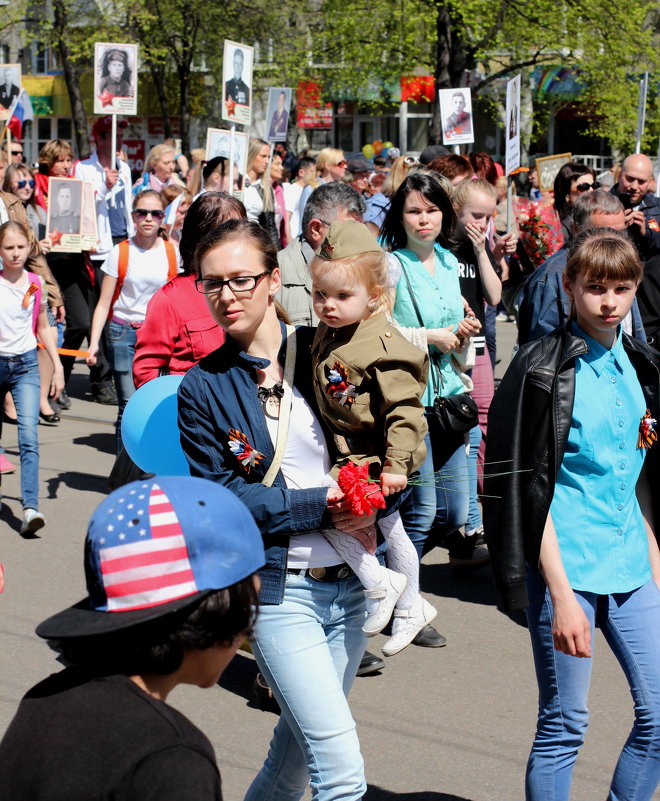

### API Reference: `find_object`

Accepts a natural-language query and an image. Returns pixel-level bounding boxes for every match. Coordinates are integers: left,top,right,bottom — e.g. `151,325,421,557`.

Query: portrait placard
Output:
505,74,521,175
0,64,21,121
535,153,572,193
94,42,138,115
266,88,292,142
47,177,83,253
80,181,99,251
205,127,248,197
439,88,474,146
221,40,254,127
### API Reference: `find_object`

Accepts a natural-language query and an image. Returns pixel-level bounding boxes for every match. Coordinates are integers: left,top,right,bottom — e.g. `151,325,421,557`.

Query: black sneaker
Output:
94,386,118,405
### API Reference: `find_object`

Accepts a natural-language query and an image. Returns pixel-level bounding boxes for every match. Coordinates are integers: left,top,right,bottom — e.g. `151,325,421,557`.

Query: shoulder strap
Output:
107,239,130,322
262,325,297,487
396,254,441,396
26,271,42,334
164,240,178,280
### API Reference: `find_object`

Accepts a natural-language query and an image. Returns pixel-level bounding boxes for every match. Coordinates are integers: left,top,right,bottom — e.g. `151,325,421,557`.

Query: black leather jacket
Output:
483,325,660,611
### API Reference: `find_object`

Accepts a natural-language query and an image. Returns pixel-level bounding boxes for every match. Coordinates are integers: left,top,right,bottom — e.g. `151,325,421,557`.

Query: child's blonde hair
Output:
311,250,390,309
451,177,497,211
0,219,29,249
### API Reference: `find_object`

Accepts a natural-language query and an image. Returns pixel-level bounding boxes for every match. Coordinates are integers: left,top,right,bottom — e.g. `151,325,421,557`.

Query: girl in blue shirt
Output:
487,227,660,801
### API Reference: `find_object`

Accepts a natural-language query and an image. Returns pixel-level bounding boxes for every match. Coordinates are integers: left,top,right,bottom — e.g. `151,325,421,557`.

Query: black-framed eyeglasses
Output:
195,272,268,295
576,181,600,193
16,179,35,189
133,208,166,220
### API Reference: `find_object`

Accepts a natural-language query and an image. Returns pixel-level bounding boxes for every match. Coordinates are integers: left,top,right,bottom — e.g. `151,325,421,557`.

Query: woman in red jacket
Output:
132,192,245,387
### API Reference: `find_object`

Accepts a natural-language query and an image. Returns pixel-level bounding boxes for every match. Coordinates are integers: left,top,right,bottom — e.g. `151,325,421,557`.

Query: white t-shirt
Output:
283,182,303,240
265,385,341,568
0,272,46,356
243,178,264,223
102,239,181,324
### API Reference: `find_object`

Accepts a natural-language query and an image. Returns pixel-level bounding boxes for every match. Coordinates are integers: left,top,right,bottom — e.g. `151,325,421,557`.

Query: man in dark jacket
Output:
611,152,660,261
610,153,660,345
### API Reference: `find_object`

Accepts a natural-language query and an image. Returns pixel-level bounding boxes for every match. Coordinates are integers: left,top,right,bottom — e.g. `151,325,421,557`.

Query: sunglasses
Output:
11,150,23,157
133,208,166,220
575,181,600,193
16,179,35,189
335,160,347,167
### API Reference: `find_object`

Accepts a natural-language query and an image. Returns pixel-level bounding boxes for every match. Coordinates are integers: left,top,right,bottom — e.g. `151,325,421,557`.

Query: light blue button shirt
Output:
392,245,465,406
550,323,651,594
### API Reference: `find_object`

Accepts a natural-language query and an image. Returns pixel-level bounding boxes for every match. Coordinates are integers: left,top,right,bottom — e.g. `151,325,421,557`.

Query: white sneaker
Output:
381,597,438,657
362,567,407,636
21,508,46,535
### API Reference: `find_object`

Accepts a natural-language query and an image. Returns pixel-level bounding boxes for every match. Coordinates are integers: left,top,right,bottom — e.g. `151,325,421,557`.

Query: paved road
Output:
1,331,658,801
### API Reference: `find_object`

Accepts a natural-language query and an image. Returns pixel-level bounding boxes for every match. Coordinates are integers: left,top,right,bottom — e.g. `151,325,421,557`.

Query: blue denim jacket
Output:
178,323,390,605
517,247,646,346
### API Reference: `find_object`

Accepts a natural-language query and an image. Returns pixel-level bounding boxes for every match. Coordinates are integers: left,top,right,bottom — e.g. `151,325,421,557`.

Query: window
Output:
0,44,9,63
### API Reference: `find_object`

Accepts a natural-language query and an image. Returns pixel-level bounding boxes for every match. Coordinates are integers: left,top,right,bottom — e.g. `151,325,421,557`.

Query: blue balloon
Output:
121,375,190,475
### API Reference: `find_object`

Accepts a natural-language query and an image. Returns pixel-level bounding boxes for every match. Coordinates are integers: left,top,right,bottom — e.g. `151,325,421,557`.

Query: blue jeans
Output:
107,321,138,453
525,568,660,801
400,416,470,558
0,350,40,509
466,424,483,532
245,572,367,801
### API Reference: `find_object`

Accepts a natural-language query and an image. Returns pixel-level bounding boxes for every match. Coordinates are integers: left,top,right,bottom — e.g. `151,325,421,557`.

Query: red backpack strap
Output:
164,240,178,281
108,239,130,322
26,271,42,334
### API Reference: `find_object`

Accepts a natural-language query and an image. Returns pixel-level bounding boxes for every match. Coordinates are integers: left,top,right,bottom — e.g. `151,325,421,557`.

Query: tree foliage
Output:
6,0,660,157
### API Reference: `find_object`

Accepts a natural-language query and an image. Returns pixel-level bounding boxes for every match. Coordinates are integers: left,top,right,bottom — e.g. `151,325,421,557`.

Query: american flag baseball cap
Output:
37,477,265,638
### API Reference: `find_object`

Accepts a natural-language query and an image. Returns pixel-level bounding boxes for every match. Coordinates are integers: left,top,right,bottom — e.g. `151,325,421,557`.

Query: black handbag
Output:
398,258,478,439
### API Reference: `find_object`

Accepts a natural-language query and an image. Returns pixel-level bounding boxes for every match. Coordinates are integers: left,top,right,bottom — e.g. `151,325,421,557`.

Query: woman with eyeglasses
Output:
553,162,598,243
178,218,372,801
86,190,180,452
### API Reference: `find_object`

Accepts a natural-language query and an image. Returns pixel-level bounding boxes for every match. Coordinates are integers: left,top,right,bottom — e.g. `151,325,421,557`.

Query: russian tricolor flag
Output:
6,90,34,141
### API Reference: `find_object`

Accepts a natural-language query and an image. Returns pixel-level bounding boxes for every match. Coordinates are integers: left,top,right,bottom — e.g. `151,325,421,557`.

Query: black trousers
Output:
48,254,112,391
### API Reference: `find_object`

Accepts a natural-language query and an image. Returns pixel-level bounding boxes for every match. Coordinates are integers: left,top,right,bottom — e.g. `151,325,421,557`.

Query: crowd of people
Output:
1,124,660,801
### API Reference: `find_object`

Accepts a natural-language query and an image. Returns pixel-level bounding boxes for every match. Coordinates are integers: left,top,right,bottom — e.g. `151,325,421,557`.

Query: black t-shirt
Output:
452,238,497,356
0,669,222,801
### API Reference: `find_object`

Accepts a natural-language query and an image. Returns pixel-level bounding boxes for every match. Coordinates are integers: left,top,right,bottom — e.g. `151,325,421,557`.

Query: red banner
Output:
400,76,435,103
296,81,333,129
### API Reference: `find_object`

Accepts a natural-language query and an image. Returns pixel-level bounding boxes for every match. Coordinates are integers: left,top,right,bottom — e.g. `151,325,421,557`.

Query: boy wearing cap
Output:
0,477,264,801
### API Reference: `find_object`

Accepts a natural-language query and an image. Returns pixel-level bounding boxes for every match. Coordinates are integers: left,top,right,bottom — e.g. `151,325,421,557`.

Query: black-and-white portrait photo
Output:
99,48,132,98
94,42,139,115
221,40,253,126
0,65,21,115
439,87,474,146
47,178,83,251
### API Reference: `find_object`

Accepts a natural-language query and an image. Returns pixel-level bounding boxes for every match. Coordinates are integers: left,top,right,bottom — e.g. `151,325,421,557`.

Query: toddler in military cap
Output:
310,220,437,656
